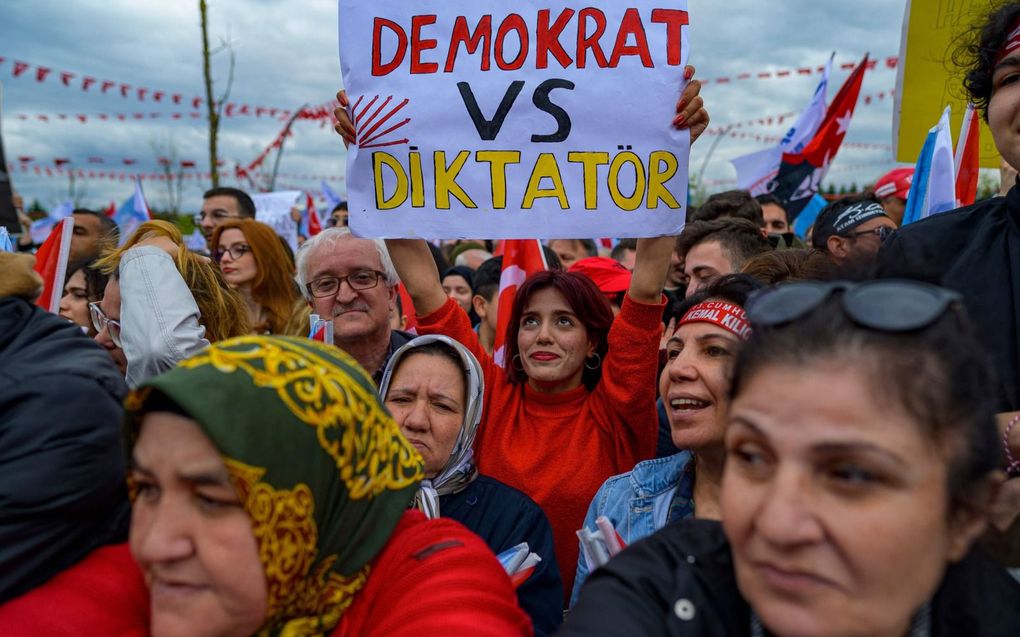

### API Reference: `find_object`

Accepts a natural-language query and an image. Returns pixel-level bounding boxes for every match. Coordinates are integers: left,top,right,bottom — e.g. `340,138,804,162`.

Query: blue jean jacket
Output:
569,451,693,606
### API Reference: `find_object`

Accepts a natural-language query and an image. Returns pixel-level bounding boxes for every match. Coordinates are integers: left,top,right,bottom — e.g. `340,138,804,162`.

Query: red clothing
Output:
335,510,532,637
0,543,148,637
416,296,662,599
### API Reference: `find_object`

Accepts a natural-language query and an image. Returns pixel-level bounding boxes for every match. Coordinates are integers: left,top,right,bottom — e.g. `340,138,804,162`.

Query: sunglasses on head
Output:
746,280,963,332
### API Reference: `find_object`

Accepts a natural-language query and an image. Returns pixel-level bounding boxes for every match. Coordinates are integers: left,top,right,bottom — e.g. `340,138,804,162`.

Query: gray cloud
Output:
1,0,948,212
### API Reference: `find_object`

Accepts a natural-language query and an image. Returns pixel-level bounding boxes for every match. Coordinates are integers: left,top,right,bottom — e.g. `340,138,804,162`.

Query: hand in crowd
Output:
333,64,709,148
134,234,179,258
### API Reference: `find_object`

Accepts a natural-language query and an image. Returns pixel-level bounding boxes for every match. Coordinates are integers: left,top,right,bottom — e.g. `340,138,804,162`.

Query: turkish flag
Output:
492,240,548,368
769,54,869,220
32,218,74,312
304,193,322,236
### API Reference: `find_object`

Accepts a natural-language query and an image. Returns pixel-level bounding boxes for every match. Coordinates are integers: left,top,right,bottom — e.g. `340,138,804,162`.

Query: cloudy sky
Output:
2,0,924,212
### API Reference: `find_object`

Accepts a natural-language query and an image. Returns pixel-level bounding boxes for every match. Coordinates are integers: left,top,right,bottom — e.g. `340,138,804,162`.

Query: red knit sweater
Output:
335,510,532,637
415,296,662,599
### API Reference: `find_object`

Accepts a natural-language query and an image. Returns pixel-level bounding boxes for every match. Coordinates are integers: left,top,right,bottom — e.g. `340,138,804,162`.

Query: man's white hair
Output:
295,227,399,300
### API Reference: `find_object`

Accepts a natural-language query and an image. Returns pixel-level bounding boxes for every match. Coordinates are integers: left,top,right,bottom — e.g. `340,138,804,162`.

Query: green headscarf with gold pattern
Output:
125,335,424,636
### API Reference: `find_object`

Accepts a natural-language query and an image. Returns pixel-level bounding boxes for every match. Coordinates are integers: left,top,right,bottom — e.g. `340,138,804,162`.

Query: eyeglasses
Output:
844,226,895,242
193,211,240,225
306,269,386,298
746,280,963,333
89,302,122,347
213,244,251,263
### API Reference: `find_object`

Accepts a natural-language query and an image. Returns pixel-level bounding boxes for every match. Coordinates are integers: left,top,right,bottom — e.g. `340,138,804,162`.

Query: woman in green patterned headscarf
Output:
125,335,425,636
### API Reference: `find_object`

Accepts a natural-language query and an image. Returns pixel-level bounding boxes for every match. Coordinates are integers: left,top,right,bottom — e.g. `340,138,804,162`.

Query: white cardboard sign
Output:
253,190,302,253
338,1,690,239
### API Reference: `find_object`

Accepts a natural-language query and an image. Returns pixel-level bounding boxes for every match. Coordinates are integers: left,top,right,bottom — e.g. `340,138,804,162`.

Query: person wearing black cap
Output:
812,195,896,268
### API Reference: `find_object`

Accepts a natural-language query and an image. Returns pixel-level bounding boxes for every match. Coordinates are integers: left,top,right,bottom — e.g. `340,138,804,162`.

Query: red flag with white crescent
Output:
492,239,548,368
32,218,74,312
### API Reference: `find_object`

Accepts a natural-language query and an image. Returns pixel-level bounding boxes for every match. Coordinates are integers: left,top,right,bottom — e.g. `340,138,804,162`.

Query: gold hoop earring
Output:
511,355,525,371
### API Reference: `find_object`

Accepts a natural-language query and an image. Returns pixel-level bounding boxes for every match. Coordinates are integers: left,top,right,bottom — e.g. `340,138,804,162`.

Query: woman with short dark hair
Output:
562,280,1020,636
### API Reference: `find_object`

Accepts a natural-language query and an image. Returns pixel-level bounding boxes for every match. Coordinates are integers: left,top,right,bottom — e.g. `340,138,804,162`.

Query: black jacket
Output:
560,519,1020,636
0,298,130,603
876,188,1020,412
442,475,564,637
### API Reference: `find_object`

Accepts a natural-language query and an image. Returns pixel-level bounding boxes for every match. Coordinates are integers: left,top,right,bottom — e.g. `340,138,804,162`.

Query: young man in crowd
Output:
470,257,502,356
675,218,772,297
687,189,765,232
754,193,791,235
197,186,256,248
547,238,597,269
70,208,119,262
609,238,638,271
872,167,913,226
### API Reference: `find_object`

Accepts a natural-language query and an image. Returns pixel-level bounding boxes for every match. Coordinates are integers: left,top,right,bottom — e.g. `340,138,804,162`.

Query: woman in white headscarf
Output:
380,335,563,636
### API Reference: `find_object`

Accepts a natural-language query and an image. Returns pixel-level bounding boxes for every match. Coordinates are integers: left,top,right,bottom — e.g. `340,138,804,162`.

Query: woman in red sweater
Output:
387,236,677,599
339,69,708,601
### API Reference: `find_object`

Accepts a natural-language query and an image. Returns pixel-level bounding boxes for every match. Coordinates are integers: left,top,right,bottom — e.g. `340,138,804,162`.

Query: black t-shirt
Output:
876,188,1020,412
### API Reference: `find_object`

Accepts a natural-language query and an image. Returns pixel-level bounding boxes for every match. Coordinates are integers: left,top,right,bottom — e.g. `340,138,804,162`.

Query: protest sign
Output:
894,0,999,168
253,190,301,252
338,1,691,239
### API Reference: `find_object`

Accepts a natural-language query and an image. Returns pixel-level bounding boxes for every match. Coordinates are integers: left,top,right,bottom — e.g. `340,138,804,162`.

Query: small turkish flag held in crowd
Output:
32,218,74,312
493,240,548,368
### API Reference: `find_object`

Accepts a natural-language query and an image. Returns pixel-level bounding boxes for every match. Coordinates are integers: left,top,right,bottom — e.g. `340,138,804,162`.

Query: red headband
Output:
995,19,1020,66
679,301,752,340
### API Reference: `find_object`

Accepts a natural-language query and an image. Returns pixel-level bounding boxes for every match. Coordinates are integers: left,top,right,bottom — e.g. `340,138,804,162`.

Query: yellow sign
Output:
895,0,1000,167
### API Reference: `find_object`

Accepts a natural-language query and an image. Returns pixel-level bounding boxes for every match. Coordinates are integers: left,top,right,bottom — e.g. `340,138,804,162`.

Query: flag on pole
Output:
32,217,74,312
732,55,832,195
0,227,14,252
396,282,417,331
769,55,869,220
493,240,548,368
902,106,956,226
28,200,73,244
320,180,344,211
300,192,323,237
114,178,151,245
954,103,980,207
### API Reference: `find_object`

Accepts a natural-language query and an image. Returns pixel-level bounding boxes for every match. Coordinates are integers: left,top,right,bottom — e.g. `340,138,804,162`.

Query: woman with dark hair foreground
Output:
562,280,1020,636
380,335,563,636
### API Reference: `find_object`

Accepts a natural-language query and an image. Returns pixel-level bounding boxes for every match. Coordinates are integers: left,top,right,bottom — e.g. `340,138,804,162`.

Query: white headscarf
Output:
378,335,484,519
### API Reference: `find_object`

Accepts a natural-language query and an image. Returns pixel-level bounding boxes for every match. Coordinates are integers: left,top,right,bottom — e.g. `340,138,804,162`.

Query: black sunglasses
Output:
746,280,963,332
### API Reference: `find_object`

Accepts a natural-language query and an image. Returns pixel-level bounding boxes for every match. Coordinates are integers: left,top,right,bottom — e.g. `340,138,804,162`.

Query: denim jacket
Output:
120,246,209,388
569,451,693,606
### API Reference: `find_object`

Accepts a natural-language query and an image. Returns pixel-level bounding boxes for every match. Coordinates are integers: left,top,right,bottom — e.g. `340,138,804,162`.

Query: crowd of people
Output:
2,3,1020,636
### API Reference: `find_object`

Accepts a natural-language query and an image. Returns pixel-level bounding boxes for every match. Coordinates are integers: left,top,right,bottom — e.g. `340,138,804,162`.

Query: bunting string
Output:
707,56,899,85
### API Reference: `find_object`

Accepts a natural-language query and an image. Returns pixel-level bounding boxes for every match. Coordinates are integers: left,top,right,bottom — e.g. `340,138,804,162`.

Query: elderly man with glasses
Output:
295,227,412,382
